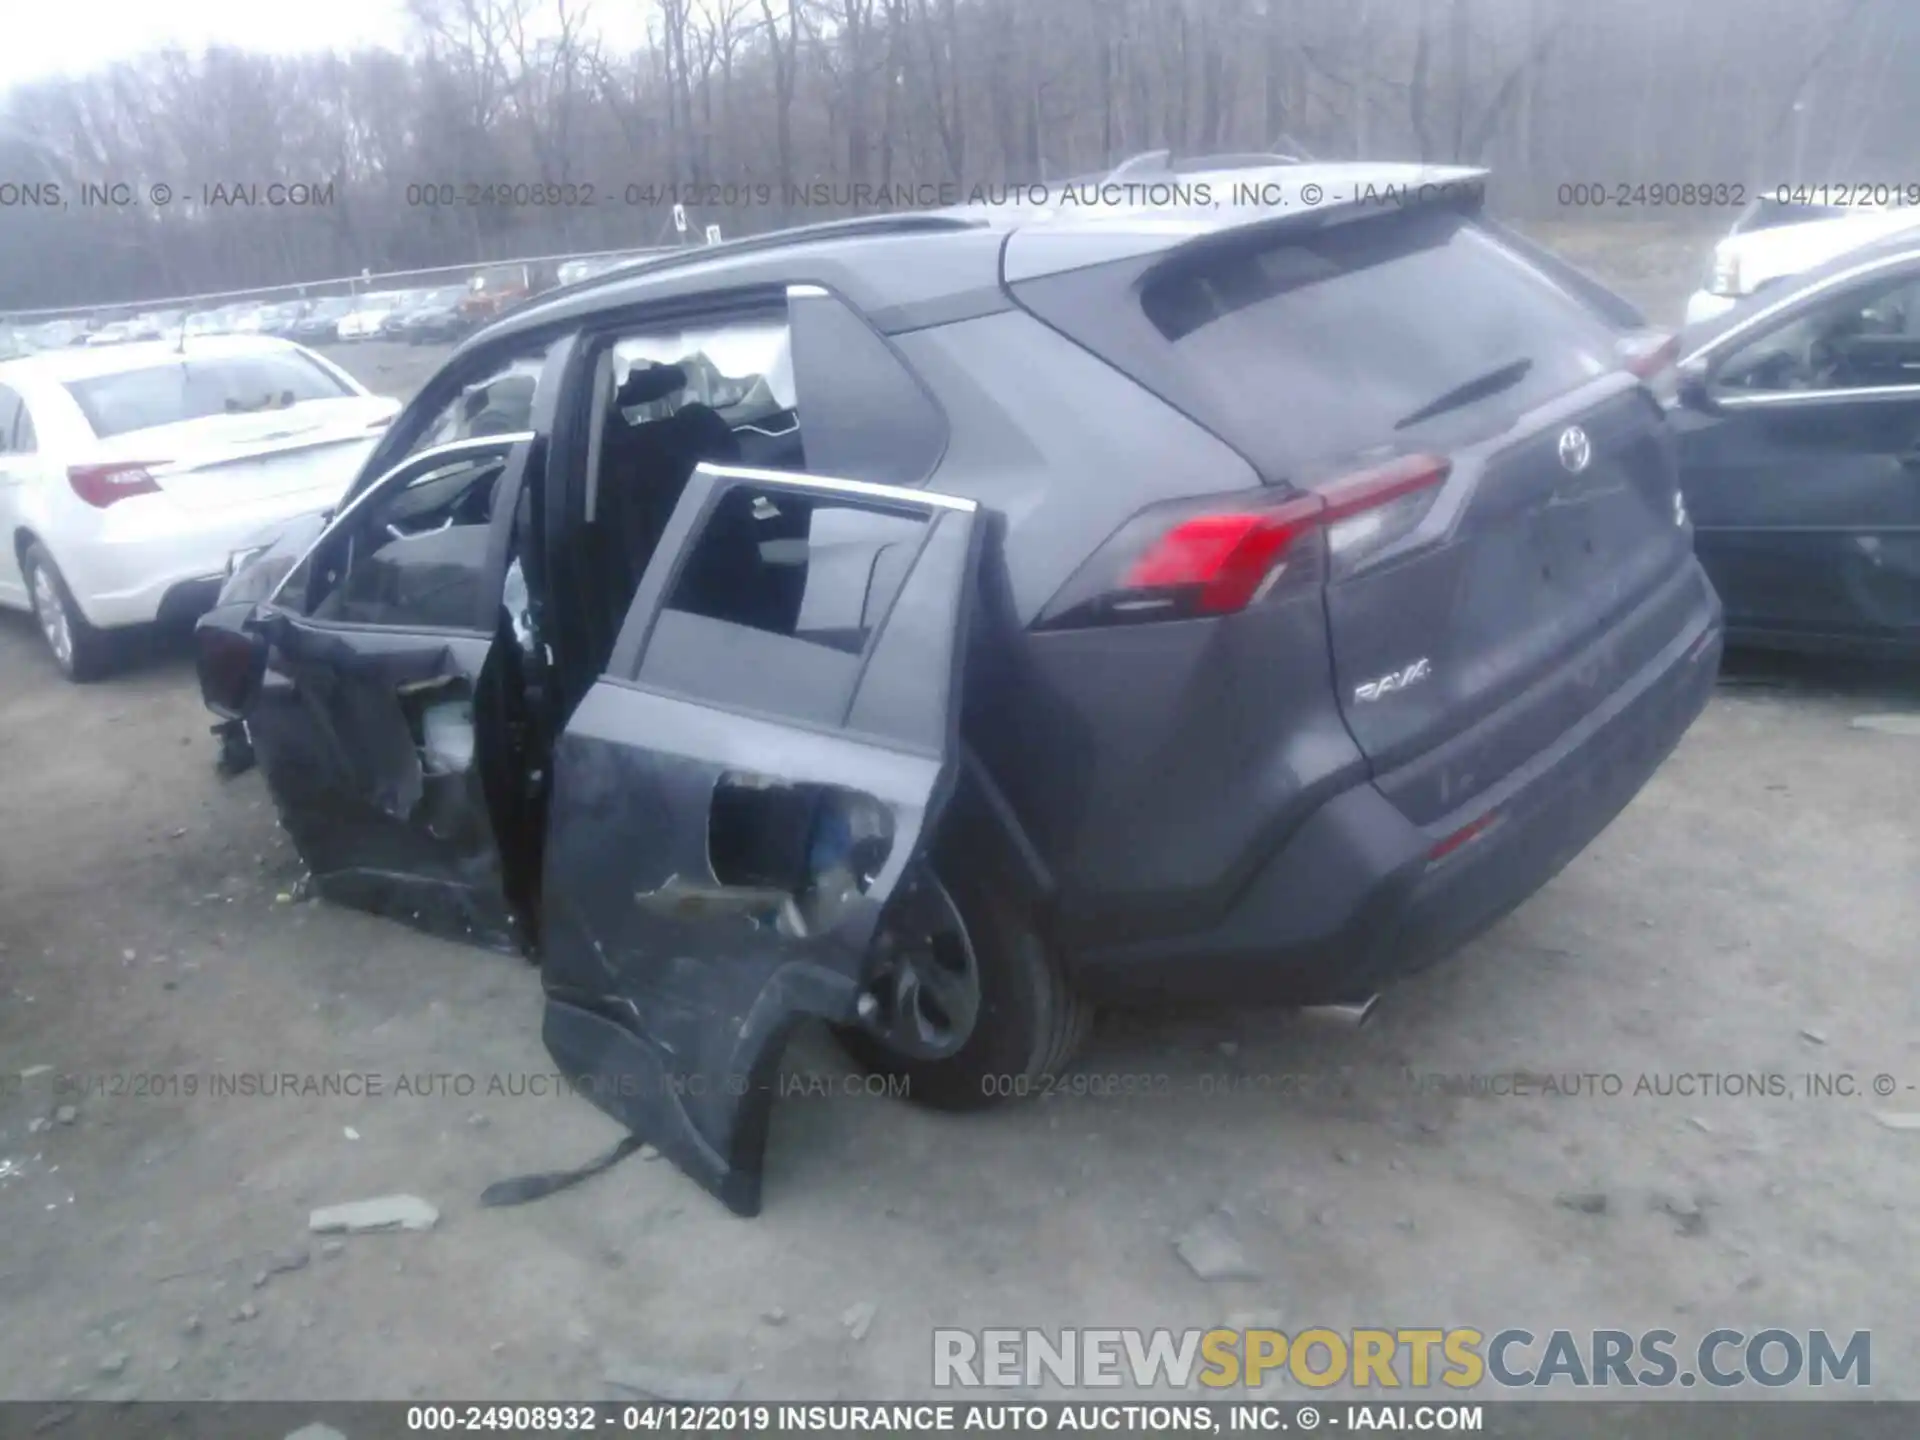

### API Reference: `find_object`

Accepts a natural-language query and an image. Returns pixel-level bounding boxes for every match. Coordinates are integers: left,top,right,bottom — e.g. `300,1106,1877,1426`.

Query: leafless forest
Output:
1,0,1915,308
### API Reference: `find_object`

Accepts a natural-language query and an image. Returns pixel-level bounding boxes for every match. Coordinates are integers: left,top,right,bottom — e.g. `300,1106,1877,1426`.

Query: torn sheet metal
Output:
538,686,949,1217
246,619,521,953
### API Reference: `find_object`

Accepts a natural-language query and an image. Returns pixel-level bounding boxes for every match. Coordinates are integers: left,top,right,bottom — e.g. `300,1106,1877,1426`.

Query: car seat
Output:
593,364,747,637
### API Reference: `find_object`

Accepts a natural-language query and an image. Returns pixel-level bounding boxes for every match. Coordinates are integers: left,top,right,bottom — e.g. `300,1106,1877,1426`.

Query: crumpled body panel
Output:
248,620,522,953
538,681,946,1216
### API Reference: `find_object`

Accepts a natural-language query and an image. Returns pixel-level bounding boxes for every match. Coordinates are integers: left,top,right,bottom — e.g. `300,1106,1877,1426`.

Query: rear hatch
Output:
67,354,397,512
1015,201,1695,823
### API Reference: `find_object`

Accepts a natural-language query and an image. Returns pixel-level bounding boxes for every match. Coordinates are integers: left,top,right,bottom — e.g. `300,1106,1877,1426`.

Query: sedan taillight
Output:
68,462,165,508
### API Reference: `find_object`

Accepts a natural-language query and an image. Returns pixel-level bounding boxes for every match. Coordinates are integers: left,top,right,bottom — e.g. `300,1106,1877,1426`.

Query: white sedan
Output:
0,335,399,680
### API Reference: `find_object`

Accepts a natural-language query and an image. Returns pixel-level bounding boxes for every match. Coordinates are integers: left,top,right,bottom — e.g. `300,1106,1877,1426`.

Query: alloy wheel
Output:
30,563,73,672
861,872,983,1062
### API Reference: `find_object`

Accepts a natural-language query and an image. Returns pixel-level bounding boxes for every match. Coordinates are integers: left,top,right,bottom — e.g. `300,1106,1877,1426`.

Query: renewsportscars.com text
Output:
933,1327,1871,1390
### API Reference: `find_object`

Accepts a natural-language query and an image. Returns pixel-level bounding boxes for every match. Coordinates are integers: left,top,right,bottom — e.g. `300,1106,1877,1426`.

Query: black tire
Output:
22,541,114,682
834,845,1092,1112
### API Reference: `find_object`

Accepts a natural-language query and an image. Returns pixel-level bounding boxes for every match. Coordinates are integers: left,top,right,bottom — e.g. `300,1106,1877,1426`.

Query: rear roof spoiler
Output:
1101,148,1315,181
1002,165,1492,286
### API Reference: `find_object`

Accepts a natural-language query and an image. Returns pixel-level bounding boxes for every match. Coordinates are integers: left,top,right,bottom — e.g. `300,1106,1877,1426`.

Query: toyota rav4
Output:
196,162,1724,1214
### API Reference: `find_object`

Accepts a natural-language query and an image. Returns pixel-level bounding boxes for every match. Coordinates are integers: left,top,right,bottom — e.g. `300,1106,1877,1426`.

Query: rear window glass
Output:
65,352,353,438
1136,209,1615,476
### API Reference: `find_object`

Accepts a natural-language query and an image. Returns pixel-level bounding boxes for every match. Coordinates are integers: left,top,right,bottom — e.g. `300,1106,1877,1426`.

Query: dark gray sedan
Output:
1675,233,1920,657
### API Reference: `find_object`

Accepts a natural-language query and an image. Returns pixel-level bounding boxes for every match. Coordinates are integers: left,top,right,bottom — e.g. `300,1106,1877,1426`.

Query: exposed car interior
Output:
308,451,509,629
476,315,935,935
572,316,805,675
1716,276,1920,392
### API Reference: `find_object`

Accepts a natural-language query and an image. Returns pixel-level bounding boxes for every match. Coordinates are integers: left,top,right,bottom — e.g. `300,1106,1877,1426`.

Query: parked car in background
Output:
85,321,140,347
1672,229,1920,658
1684,200,1920,330
373,291,434,338
385,287,467,342
0,335,400,679
142,310,185,340
29,320,88,349
336,293,411,341
400,288,476,344
196,166,1721,1215
202,304,248,335
555,253,654,287
458,265,531,325
248,301,306,337
287,297,356,344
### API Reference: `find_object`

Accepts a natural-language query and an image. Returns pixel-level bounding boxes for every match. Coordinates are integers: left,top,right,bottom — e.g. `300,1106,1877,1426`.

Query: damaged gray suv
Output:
197,163,1724,1215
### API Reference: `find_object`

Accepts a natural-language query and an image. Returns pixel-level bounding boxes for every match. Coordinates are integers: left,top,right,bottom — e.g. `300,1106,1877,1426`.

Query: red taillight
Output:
68,462,165,508
1037,453,1451,630
1122,499,1322,615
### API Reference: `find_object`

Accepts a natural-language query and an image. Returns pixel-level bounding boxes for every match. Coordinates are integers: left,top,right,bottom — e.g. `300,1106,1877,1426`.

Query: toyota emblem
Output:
1558,425,1592,474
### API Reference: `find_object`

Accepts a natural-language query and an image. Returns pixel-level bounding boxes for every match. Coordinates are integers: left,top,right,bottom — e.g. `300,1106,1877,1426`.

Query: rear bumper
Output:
1069,562,1724,1005
58,495,333,629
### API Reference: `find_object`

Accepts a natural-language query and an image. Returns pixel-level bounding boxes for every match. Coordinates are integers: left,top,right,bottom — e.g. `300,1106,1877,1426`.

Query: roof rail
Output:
1106,150,1173,182
505,211,991,316
1102,149,1313,184
1177,151,1308,170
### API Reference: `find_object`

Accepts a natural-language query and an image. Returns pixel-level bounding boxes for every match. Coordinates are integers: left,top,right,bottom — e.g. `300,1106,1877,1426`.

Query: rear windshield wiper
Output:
1393,358,1534,431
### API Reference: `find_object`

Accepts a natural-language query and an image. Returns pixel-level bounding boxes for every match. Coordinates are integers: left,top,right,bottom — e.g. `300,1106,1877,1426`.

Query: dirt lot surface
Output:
3,274,1919,1408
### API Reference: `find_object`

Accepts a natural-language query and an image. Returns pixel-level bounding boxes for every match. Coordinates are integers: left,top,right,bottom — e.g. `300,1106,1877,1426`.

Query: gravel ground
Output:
1,251,1918,1408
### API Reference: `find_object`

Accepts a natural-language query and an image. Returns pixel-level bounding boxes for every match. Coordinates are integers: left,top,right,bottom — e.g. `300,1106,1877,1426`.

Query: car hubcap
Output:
31,565,72,669
863,873,982,1062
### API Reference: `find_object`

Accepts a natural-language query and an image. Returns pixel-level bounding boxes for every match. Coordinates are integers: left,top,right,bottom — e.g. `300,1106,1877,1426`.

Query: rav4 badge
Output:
1354,657,1433,704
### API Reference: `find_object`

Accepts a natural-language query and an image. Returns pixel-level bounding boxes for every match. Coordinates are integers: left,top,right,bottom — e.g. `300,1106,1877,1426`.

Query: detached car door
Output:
242,433,537,950
538,462,981,1216
1676,262,1920,650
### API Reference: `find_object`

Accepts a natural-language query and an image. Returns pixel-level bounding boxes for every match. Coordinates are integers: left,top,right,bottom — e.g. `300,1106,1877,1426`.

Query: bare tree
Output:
6,0,1920,310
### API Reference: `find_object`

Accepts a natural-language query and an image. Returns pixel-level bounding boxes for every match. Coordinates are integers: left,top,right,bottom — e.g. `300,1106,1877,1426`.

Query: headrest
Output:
659,402,740,461
463,373,535,421
616,363,688,407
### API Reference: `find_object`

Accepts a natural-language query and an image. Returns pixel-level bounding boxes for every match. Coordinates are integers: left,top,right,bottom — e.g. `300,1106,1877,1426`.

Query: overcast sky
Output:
3,0,657,96
3,0,414,93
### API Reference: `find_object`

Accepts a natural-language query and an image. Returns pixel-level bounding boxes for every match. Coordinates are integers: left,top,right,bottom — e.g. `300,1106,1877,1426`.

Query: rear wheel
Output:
834,849,1091,1112
23,542,113,682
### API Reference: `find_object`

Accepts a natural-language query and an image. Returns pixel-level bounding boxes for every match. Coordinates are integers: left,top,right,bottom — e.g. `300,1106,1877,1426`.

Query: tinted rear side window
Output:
1138,211,1614,477
1017,207,1617,482
65,352,353,438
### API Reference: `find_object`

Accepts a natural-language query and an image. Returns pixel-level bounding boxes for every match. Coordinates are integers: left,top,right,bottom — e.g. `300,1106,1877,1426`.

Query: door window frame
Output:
601,463,977,754
264,431,535,636
340,324,570,509
1697,252,1920,411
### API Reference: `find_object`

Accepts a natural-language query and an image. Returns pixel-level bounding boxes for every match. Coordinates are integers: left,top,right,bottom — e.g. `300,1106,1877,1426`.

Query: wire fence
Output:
0,241,692,329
